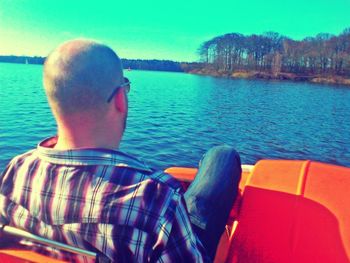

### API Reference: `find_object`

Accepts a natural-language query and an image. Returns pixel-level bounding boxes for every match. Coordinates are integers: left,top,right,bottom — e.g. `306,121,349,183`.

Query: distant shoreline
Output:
1,55,349,86
187,68,350,86
194,27,350,87
0,55,185,72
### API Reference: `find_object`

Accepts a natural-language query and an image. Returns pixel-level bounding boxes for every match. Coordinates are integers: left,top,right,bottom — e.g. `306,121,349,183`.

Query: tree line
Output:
121,59,182,72
0,56,183,72
0,56,45,65
197,28,350,76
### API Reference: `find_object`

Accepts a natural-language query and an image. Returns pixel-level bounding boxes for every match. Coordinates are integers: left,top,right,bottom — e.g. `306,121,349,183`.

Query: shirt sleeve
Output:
157,194,209,263
0,159,16,225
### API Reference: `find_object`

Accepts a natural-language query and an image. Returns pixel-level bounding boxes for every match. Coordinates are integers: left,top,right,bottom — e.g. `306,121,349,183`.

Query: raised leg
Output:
184,145,242,260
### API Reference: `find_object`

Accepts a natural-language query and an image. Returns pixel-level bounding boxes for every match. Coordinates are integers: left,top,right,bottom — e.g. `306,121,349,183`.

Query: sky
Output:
0,0,349,62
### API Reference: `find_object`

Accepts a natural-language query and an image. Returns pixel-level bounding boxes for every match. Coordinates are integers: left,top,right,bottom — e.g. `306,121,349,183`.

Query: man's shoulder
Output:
2,149,37,172
13,149,36,160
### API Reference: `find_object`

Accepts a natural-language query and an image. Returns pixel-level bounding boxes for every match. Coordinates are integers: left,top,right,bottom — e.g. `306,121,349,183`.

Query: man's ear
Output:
113,88,127,113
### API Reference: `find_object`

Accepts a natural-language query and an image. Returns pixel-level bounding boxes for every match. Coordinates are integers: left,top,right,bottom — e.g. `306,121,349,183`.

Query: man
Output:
0,39,241,262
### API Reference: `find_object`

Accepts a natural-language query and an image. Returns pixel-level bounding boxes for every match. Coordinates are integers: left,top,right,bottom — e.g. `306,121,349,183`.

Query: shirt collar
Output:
36,136,153,173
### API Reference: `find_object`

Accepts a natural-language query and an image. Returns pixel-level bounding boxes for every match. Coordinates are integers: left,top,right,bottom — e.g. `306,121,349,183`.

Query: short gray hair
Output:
43,39,123,116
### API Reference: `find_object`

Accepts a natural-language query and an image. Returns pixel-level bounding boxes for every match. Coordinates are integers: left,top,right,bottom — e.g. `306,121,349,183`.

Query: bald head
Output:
43,39,124,116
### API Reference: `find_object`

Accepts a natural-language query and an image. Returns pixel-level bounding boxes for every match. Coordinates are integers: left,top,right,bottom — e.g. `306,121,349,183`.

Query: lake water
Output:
1,62,350,170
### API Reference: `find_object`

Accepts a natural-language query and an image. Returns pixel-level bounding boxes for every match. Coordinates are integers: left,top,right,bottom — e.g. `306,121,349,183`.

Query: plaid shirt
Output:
0,137,207,262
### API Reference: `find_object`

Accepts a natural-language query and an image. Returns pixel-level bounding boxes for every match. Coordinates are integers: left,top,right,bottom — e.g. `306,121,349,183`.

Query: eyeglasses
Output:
107,77,131,103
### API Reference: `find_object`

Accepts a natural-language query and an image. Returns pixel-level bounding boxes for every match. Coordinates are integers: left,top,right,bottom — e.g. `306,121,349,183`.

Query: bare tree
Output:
197,28,350,77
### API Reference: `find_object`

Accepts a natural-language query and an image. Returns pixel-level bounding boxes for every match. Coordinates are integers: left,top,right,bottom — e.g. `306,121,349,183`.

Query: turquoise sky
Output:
0,0,349,62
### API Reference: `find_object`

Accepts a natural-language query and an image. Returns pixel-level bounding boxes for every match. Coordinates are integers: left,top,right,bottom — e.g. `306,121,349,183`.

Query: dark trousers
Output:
184,145,242,260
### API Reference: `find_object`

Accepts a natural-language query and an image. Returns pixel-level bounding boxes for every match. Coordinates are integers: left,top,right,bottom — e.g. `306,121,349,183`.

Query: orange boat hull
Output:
1,160,350,263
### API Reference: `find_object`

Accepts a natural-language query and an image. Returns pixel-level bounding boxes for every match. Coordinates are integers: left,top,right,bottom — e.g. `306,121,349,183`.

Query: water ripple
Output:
1,63,350,170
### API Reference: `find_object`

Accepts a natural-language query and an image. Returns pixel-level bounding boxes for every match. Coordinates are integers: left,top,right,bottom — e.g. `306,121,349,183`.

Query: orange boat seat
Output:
0,249,68,263
226,160,350,263
2,161,350,263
